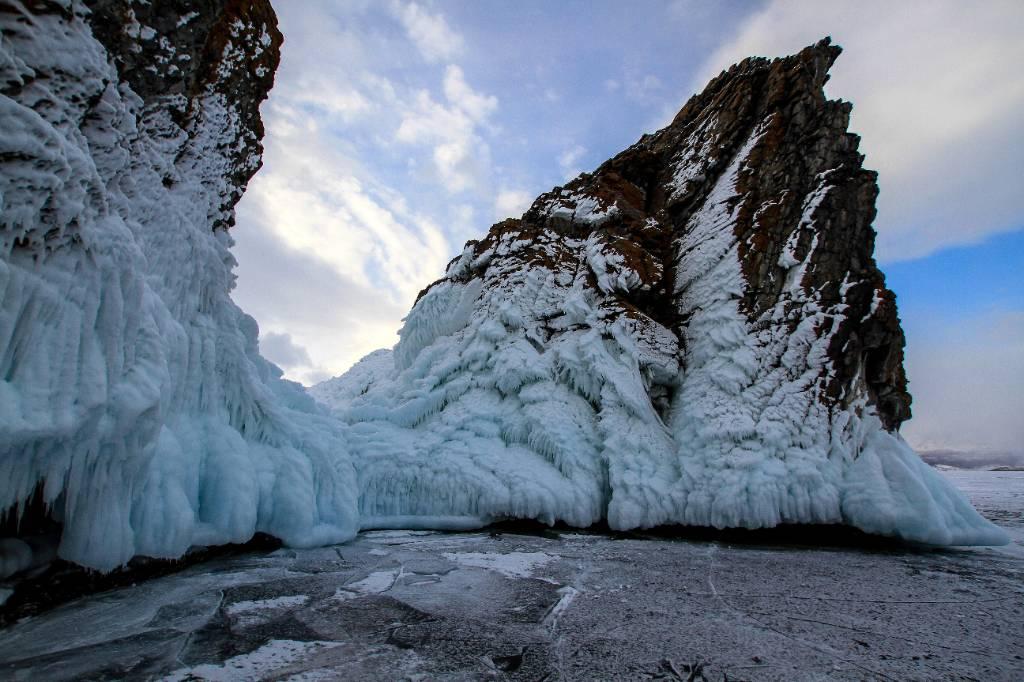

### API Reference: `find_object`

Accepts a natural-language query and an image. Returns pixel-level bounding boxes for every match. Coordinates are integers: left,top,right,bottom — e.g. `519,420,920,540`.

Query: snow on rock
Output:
0,10,1005,580
0,1,357,571
316,39,1006,546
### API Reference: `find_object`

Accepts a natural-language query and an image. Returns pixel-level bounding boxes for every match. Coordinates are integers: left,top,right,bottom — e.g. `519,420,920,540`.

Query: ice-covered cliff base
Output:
317,349,1006,548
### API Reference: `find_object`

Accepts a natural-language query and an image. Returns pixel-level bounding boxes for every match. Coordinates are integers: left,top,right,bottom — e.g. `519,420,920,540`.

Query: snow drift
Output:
313,39,1007,547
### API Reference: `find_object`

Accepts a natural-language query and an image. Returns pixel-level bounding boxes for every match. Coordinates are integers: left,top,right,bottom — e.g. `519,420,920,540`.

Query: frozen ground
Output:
0,471,1020,681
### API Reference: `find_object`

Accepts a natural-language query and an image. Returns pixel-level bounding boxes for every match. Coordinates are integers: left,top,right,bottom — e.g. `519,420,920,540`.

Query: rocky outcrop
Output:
0,1,357,572
316,39,1003,546
448,39,909,432
83,0,282,228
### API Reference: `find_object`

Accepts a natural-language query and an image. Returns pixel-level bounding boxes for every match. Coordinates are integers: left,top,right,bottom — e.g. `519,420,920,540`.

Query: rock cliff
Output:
314,39,1003,546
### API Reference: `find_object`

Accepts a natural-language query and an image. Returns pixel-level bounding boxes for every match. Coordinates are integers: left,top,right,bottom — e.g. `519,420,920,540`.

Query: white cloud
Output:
296,85,371,120
432,138,484,193
625,73,663,103
233,87,453,380
494,189,533,220
396,90,470,143
692,0,1024,261
392,1,464,63
261,332,313,369
443,65,498,121
901,311,1024,453
396,67,498,194
557,144,587,181
248,101,450,302
231,200,411,385
228,2,502,382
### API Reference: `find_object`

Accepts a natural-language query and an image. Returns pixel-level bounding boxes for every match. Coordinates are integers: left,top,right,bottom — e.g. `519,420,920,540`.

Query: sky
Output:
231,0,1023,455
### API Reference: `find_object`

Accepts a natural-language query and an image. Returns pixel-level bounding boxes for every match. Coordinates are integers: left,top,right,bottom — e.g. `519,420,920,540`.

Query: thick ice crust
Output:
0,2,357,570
320,158,1005,546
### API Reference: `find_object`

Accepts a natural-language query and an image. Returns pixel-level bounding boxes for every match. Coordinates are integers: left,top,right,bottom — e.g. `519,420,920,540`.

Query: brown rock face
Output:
439,38,910,431
84,0,283,228
309,38,999,545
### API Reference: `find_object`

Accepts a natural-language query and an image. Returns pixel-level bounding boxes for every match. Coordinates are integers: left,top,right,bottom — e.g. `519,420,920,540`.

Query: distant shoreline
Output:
919,448,1024,470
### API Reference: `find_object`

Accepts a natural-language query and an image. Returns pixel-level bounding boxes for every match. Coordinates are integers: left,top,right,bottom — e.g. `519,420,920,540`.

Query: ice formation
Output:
0,2,1005,577
313,40,1007,547
0,1,357,571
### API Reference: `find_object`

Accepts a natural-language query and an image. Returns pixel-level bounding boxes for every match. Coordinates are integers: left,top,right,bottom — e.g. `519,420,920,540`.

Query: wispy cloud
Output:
557,144,587,181
232,1,484,380
395,66,499,194
391,1,464,63
443,65,498,122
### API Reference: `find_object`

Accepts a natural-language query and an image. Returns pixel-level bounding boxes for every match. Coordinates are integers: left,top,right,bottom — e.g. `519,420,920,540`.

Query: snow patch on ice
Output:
333,569,401,599
544,585,579,631
442,551,555,579
225,594,310,615
160,640,340,682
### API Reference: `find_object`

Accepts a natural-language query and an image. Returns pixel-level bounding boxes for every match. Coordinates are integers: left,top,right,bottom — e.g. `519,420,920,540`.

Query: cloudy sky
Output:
231,0,1023,454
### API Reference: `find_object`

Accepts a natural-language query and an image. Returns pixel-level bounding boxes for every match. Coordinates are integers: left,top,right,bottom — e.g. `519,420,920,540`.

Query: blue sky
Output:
232,0,1022,453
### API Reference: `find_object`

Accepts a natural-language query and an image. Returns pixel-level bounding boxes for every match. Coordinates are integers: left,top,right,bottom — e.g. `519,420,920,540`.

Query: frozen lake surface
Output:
0,471,1021,681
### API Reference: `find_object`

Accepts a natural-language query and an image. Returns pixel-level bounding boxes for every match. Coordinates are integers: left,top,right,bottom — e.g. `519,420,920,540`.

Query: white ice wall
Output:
0,3,358,571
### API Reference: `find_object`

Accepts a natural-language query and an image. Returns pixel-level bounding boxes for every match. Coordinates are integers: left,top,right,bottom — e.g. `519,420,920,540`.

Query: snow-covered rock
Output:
317,39,1006,546
0,1,357,571
0,9,1005,579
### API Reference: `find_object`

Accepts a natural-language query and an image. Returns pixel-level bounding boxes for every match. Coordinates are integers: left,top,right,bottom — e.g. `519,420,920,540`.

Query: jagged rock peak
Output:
316,39,1003,547
433,36,909,432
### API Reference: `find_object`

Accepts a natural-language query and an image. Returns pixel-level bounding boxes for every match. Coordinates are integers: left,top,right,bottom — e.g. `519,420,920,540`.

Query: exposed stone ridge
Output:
83,0,283,229
434,38,910,431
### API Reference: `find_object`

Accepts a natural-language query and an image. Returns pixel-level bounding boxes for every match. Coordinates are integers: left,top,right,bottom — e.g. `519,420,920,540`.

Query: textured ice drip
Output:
667,125,1006,544
0,2,358,570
